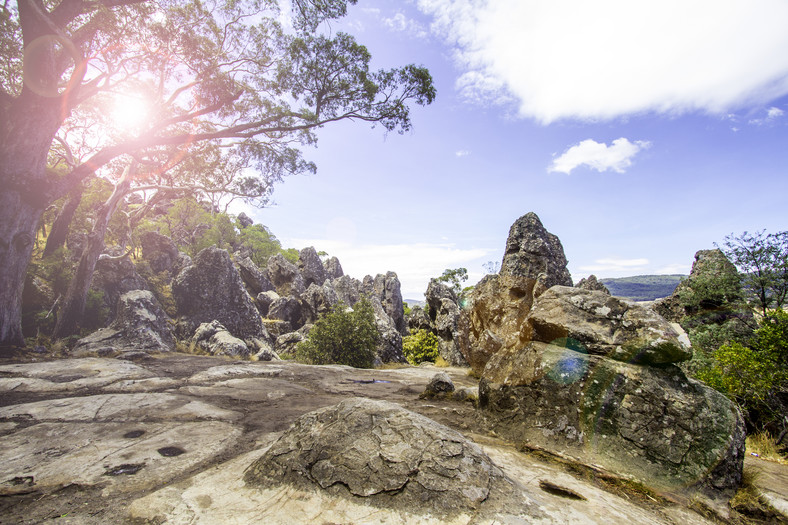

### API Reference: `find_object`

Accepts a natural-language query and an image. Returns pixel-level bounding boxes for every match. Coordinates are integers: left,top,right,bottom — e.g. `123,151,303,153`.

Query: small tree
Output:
435,267,468,296
402,329,439,365
297,297,379,368
719,231,788,316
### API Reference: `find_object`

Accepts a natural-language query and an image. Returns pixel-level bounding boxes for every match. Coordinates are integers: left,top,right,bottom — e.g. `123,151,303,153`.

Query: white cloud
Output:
549,138,650,174
417,0,788,123
383,12,429,39
655,263,691,275
455,149,471,157
286,238,488,298
578,258,649,275
749,105,785,125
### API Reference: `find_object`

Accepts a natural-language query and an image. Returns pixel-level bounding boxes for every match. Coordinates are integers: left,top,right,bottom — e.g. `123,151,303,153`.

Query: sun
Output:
108,94,151,132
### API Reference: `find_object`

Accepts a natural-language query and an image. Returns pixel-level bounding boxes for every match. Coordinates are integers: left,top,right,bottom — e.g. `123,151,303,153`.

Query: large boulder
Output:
527,286,692,365
370,272,406,335
268,296,308,330
301,282,339,322
575,275,610,295
244,398,518,515
73,290,174,355
172,246,265,340
190,320,250,358
424,280,467,366
457,274,538,374
479,341,745,492
331,275,362,306
139,231,180,275
500,212,572,290
91,255,149,319
266,254,306,296
323,256,344,279
297,247,328,288
236,257,274,295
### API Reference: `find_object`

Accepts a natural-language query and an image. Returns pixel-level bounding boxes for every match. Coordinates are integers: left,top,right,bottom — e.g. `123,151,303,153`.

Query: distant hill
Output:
599,275,686,302
403,299,426,309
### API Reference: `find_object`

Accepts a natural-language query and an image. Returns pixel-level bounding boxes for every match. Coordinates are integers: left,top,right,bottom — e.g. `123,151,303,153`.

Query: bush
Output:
296,297,380,368
402,329,440,365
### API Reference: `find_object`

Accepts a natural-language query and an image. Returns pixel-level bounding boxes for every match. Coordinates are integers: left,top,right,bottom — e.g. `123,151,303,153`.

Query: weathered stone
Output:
266,254,306,296
139,231,180,275
331,275,362,306
424,372,455,395
255,290,280,317
500,212,572,289
300,282,339,323
237,212,254,229
376,321,405,364
274,331,304,358
191,320,250,357
425,280,457,320
479,341,745,491
371,272,406,334
297,246,328,287
424,280,467,366
405,305,431,332
74,290,174,356
527,286,692,365
576,275,610,295
323,256,344,279
457,274,538,375
92,255,149,319
268,296,307,330
236,257,274,295
172,246,264,340
244,398,511,514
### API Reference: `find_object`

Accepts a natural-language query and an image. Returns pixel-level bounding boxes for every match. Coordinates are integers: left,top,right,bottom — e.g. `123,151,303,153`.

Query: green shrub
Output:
402,329,440,365
296,297,380,368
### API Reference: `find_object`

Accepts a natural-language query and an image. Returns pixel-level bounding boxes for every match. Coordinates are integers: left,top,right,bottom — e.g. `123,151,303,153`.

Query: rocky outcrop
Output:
266,254,306,296
172,246,265,340
236,211,254,229
139,231,181,276
500,212,572,290
301,282,339,322
424,280,467,366
331,275,362,306
297,247,328,288
479,341,745,491
369,272,406,335
267,296,307,331
406,305,431,332
527,286,692,365
576,275,610,294
244,398,519,515
91,255,149,319
74,290,174,355
458,274,538,374
236,257,274,295
324,256,344,279
255,290,279,317
191,320,250,358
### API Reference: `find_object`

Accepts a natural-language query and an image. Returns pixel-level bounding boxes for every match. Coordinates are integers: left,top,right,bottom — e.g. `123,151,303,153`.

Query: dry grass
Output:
746,432,788,464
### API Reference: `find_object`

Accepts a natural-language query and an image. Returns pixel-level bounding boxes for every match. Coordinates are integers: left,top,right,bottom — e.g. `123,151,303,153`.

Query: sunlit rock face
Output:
244,398,544,519
479,342,745,492
500,212,573,290
173,246,265,340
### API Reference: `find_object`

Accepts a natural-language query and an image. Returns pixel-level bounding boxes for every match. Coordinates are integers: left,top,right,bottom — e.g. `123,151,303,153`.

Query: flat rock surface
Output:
0,352,782,524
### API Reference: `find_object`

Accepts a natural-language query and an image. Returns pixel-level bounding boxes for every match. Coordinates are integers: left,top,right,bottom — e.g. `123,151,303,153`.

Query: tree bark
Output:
43,183,84,258
53,163,135,338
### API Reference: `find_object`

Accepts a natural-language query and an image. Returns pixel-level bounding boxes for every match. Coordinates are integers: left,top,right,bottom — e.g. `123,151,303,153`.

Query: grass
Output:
728,466,787,523
746,432,788,464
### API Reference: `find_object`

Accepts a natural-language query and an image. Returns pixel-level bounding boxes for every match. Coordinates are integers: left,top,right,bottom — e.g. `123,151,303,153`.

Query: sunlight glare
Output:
110,95,151,131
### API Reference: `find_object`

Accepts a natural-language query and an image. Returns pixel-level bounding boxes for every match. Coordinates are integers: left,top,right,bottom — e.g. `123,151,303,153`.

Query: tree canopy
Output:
0,0,435,346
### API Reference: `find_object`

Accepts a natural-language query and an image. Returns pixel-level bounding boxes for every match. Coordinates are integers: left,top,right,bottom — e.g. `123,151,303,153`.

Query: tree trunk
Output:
43,183,85,258
53,164,136,338
0,191,45,347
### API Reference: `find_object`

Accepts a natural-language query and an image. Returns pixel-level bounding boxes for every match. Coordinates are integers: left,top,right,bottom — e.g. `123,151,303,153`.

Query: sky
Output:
246,0,788,300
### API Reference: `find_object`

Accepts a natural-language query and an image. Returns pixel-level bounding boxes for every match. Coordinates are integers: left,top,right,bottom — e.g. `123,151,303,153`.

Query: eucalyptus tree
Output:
0,0,435,345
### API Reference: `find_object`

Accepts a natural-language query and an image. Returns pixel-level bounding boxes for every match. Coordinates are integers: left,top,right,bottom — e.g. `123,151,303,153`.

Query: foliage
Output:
674,255,742,313
236,224,286,267
134,261,177,317
435,268,468,296
296,298,380,368
718,230,788,315
402,301,412,317
695,310,788,432
402,329,440,365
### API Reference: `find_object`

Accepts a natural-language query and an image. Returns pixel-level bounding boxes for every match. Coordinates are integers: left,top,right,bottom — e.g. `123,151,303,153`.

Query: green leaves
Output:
296,297,380,368
402,329,439,365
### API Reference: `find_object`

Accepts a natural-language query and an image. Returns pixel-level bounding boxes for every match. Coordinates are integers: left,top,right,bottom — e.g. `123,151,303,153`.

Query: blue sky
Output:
247,0,788,300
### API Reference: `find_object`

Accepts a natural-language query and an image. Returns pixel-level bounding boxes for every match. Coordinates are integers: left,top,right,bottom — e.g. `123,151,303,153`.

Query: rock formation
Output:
297,246,328,288
139,231,182,276
500,212,572,290
244,398,527,516
73,290,174,355
91,254,149,319
191,320,251,358
172,246,265,340
527,286,692,365
423,280,467,366
324,256,344,279
266,254,306,296
479,341,745,491
575,274,610,294
236,256,274,295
